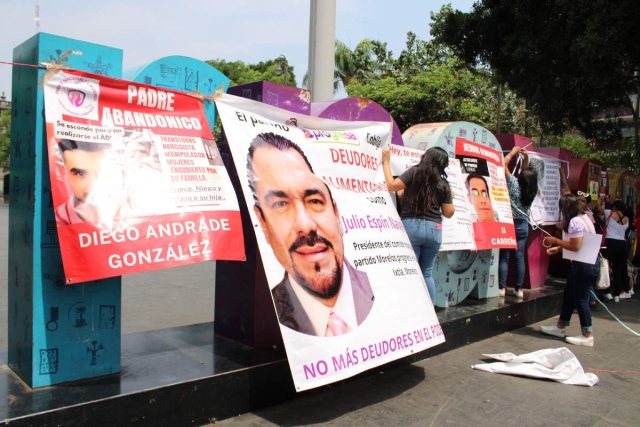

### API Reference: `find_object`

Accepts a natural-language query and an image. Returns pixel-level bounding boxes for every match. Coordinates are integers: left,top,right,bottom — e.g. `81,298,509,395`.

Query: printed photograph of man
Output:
466,173,497,222
55,139,111,226
247,132,374,337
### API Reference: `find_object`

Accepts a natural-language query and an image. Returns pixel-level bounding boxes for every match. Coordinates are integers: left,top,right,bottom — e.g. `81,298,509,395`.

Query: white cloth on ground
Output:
471,347,599,387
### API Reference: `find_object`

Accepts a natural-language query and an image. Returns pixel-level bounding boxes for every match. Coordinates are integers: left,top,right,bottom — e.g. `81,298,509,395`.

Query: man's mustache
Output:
289,231,333,253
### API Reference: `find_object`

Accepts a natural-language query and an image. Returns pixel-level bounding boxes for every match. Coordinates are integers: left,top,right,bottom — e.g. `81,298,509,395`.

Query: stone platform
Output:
0,283,564,427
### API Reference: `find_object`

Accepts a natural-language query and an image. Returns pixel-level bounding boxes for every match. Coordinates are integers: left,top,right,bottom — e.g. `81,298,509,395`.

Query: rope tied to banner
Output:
0,60,46,69
41,49,83,71
39,49,84,89
189,84,226,103
506,151,556,238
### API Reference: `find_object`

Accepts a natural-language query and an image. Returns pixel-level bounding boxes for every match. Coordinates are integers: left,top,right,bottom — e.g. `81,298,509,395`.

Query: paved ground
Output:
213,297,640,427
2,203,639,426
0,203,216,348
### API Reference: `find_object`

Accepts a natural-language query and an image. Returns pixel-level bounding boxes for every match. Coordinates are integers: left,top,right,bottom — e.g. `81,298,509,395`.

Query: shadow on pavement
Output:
251,363,426,426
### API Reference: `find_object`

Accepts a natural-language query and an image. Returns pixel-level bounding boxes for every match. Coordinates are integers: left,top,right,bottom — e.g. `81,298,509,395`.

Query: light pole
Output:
307,0,336,102
275,55,289,86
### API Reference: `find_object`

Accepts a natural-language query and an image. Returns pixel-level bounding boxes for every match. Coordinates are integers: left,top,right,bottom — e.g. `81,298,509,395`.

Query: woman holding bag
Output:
540,194,601,347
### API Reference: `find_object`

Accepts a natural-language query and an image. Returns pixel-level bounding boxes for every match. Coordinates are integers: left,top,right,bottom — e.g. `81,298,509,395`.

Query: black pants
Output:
604,238,630,296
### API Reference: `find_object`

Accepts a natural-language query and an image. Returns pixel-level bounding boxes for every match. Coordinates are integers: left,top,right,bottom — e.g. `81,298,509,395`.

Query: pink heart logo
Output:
67,89,86,107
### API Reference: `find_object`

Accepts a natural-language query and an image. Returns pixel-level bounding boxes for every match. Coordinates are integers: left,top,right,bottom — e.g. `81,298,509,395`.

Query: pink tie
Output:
326,312,351,337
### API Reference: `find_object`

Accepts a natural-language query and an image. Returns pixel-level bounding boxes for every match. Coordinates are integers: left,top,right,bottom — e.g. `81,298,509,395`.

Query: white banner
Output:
216,94,444,391
527,153,561,224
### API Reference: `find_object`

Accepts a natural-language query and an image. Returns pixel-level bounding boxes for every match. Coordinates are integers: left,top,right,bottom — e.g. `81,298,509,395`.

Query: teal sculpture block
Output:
8,33,123,387
402,122,502,306
124,56,230,130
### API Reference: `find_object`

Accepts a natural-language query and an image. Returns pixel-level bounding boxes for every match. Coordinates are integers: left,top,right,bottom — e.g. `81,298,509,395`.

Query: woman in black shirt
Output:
382,147,455,303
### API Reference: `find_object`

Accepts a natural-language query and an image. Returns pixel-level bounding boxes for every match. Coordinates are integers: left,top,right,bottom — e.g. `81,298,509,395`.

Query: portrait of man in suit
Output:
247,132,374,337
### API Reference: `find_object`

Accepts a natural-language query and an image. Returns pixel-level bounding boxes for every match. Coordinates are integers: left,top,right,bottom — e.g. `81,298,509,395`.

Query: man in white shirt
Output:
247,132,375,337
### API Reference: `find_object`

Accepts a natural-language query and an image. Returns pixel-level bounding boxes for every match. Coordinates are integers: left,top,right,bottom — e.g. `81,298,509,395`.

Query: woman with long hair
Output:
382,146,455,303
498,147,538,298
541,194,601,347
603,200,632,302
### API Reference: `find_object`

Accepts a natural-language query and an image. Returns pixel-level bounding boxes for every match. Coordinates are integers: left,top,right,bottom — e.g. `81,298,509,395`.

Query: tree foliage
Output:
205,57,298,142
431,1,640,166
303,39,372,93
0,110,10,166
205,58,298,87
344,32,532,134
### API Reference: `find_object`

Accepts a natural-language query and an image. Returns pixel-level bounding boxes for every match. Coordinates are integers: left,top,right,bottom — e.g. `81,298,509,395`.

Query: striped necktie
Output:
326,311,351,337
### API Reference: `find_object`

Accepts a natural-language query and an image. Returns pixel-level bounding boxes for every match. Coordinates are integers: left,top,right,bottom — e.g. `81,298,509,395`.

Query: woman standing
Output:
382,147,455,303
603,200,632,302
498,147,538,298
541,194,601,347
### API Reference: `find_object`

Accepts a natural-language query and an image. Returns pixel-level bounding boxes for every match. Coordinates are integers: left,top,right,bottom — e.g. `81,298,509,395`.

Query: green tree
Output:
205,58,297,87
344,33,531,134
303,39,376,93
0,109,11,166
205,57,298,142
333,39,356,91
431,1,640,163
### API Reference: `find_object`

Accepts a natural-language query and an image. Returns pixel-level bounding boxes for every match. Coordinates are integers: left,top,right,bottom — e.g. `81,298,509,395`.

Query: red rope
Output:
589,368,640,375
0,60,47,69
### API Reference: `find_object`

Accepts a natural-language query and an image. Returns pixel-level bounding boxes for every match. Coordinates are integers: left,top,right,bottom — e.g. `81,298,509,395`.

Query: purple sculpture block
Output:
227,81,311,115
312,98,404,146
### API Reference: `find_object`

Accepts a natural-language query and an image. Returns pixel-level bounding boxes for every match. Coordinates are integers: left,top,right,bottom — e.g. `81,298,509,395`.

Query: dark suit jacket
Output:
271,260,375,336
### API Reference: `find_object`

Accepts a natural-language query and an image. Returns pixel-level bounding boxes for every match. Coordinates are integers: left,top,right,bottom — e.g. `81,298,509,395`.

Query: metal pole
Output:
307,0,336,102
284,63,288,86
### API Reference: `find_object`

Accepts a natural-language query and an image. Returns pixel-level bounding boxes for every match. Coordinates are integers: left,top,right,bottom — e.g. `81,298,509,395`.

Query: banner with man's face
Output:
455,138,516,250
389,145,475,251
216,94,445,392
43,69,245,283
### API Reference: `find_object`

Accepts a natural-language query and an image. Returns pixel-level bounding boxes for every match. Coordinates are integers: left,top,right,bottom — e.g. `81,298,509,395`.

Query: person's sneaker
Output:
540,324,566,338
498,288,506,297
614,296,620,302
619,291,632,299
604,293,613,301
630,289,635,295
514,289,524,299
566,335,594,347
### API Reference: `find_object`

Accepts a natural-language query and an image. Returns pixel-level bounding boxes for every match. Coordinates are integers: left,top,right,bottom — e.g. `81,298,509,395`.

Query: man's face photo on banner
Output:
56,138,112,226
465,173,497,222
458,155,498,223
247,132,374,338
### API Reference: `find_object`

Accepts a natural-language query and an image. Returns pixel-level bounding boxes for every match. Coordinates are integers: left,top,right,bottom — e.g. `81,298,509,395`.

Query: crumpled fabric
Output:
471,347,599,387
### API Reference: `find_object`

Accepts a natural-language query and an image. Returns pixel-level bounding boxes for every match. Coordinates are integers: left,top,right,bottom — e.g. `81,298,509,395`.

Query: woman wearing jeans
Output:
541,194,600,347
382,147,455,303
498,147,538,298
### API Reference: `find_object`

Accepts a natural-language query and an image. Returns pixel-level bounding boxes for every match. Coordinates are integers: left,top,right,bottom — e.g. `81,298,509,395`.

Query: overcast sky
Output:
0,0,475,99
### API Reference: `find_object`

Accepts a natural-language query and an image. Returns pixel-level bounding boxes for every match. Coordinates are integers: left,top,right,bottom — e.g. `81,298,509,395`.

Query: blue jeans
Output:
498,218,529,291
558,258,600,333
402,218,442,302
